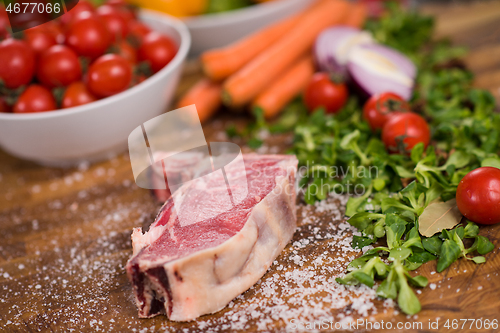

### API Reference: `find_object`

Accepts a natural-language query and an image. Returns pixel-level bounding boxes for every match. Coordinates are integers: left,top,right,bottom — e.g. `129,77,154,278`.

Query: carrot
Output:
176,78,222,123
252,55,315,119
201,16,300,81
344,2,368,28
201,0,325,82
223,0,350,108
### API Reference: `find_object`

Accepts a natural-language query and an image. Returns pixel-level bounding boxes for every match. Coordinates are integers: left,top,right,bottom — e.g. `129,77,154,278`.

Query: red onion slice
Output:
347,43,416,101
314,26,373,76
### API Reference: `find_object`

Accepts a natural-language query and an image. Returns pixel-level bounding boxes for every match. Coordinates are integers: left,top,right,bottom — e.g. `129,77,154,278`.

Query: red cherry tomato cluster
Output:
363,92,410,131
304,81,430,155
363,92,430,154
0,0,178,114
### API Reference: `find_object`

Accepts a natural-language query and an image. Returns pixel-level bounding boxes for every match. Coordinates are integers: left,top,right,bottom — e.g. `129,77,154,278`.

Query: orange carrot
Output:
176,78,222,123
344,2,368,28
253,55,315,119
223,0,350,108
201,0,325,82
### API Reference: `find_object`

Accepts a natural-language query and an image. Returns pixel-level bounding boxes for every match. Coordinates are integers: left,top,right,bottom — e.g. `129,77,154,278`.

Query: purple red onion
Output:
347,43,416,100
314,26,374,77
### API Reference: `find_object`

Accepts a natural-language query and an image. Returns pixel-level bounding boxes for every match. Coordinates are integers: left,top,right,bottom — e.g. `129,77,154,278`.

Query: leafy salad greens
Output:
229,3,498,315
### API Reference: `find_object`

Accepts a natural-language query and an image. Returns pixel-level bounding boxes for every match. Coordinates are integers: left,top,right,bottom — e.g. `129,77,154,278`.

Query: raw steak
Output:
126,154,298,321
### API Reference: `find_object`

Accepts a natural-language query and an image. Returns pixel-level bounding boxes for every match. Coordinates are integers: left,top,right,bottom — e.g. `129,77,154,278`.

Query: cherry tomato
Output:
304,73,348,114
8,1,50,31
0,39,36,89
46,21,65,43
116,7,136,23
24,30,57,56
37,45,82,88
96,5,129,42
138,32,177,73
66,10,94,26
114,40,137,64
62,81,97,108
13,85,56,113
104,0,136,22
86,54,132,98
456,167,500,225
61,0,94,26
28,21,65,44
381,112,430,154
128,20,151,42
65,15,111,59
0,5,9,39
363,92,410,131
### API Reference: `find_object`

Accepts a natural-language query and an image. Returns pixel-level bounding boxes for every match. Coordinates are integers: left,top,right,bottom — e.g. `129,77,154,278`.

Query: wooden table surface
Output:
1,2,500,332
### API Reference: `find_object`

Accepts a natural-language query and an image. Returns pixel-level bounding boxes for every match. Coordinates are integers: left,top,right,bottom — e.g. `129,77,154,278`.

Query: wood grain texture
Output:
422,0,500,104
1,2,500,332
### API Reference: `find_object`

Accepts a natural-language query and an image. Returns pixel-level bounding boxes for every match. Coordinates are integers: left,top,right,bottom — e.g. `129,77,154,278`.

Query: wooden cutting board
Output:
1,2,500,332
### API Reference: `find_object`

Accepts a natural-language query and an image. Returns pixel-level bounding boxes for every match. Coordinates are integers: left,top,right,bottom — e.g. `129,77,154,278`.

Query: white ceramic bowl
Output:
184,0,314,55
0,10,191,167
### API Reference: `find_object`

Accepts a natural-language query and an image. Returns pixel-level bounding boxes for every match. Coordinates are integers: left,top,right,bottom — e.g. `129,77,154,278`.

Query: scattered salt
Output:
0,173,410,331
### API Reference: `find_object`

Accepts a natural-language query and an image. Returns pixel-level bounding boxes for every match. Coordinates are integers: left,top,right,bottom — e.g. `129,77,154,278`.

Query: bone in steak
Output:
126,154,298,321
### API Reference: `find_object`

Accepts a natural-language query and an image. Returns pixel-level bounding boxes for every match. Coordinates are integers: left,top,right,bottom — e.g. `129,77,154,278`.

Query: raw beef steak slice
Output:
126,154,298,321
